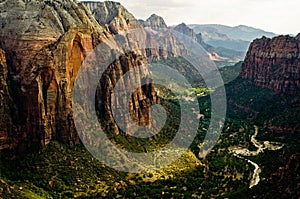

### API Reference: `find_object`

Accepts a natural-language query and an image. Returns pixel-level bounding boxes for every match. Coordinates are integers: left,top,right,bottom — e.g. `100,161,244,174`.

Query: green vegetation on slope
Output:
0,58,299,198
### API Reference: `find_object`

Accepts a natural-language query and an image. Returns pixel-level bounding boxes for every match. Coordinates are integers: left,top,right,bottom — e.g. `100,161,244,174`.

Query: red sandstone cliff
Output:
0,0,158,152
240,35,300,95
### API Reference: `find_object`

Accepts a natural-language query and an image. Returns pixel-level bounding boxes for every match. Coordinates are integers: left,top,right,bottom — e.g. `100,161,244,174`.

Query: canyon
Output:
0,0,298,154
0,0,298,198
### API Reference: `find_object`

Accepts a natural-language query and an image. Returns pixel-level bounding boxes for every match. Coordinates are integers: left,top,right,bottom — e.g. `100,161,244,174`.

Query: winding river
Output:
229,126,284,188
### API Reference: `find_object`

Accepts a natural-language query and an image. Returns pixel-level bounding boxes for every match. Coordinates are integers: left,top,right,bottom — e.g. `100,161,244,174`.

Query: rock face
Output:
139,14,167,29
0,0,158,152
0,0,101,149
240,35,300,94
0,49,15,150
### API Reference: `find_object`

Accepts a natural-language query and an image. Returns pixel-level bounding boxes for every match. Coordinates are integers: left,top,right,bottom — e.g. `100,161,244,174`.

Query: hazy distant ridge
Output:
189,24,277,41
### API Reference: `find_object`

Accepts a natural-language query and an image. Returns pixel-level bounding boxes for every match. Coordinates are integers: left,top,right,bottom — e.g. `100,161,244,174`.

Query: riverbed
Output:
229,126,284,188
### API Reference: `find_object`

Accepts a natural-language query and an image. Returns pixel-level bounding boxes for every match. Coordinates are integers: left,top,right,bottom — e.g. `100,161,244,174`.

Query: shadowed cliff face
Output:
240,35,300,95
0,49,15,150
0,0,158,152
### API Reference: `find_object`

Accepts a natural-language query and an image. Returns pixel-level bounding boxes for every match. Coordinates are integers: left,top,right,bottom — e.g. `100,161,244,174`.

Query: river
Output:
229,126,283,188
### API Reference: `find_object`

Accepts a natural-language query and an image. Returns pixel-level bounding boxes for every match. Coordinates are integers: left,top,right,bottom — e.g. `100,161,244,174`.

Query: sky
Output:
82,0,300,35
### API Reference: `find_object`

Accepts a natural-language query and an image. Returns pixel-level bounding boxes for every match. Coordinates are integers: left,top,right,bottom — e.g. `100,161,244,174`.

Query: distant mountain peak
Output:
139,13,167,29
174,23,193,32
173,23,197,41
149,13,161,18
176,22,188,27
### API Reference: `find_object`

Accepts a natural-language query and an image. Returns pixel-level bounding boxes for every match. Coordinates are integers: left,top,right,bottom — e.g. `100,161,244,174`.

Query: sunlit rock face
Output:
240,35,300,95
0,0,158,152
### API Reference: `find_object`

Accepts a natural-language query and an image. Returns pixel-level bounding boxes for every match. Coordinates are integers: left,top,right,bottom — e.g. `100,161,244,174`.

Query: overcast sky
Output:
83,0,299,35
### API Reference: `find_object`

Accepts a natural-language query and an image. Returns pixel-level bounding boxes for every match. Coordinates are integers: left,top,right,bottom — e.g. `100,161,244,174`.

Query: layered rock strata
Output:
0,0,158,151
240,35,300,94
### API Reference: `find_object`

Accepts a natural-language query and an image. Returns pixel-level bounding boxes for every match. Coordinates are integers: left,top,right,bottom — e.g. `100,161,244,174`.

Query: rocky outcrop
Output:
0,0,158,151
139,14,167,29
240,35,300,95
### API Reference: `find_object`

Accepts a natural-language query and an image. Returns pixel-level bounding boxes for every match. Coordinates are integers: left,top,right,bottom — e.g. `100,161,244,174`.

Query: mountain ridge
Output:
189,24,277,41
188,24,277,53
173,23,244,66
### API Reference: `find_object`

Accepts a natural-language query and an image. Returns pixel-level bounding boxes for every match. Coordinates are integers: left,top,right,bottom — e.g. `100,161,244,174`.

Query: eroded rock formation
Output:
0,0,158,152
240,35,300,94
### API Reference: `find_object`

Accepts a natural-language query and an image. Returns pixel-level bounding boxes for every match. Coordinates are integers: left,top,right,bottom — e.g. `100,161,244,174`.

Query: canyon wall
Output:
240,35,300,94
0,0,158,152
